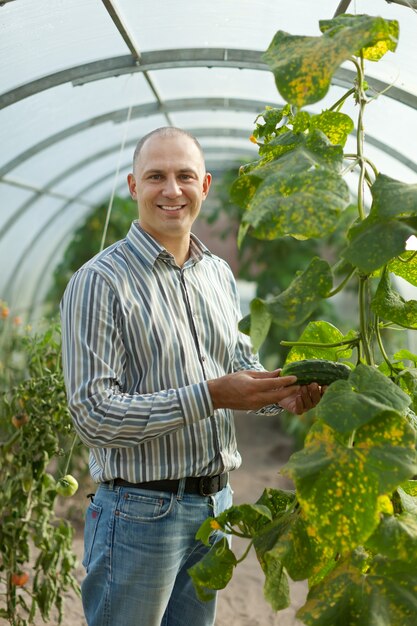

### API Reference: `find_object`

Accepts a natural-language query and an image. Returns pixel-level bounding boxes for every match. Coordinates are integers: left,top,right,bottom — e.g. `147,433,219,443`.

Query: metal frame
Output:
2,49,416,112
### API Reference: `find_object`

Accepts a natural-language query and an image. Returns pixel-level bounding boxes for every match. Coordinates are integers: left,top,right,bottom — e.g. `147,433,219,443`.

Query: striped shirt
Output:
60,221,262,483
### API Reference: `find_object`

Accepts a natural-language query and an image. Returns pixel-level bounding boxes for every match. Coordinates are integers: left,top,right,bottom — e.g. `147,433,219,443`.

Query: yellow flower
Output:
210,519,221,530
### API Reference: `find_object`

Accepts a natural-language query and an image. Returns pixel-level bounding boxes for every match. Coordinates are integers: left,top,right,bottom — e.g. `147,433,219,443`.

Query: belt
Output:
112,473,228,496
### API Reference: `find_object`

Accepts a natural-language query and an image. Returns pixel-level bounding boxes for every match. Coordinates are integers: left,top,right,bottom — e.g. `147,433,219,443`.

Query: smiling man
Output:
60,127,321,626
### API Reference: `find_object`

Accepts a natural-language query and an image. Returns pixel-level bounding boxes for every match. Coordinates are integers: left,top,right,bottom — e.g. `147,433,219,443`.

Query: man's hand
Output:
207,369,300,412
278,381,323,415
207,369,323,415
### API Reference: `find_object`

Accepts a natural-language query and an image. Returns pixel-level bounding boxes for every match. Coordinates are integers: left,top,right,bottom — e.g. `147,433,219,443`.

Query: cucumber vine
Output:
189,13,417,626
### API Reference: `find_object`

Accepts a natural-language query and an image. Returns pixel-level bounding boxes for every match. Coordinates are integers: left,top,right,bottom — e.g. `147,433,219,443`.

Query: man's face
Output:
127,134,211,245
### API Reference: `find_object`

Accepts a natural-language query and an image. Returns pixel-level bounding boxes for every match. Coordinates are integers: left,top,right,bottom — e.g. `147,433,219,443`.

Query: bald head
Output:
132,127,205,172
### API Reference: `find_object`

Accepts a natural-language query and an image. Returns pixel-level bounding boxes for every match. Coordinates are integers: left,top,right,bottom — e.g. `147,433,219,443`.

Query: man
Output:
60,127,321,626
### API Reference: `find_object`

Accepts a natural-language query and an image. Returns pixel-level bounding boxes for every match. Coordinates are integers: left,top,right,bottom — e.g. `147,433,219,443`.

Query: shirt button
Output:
201,356,206,362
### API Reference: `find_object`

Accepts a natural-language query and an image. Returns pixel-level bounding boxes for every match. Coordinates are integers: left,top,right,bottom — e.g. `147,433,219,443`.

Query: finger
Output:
251,375,298,391
299,385,314,410
308,382,322,405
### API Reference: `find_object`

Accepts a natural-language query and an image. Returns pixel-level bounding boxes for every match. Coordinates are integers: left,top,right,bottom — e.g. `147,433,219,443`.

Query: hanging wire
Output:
99,77,135,253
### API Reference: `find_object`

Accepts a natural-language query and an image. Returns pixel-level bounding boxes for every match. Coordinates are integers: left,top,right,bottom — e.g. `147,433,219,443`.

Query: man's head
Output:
132,127,205,172
127,128,212,252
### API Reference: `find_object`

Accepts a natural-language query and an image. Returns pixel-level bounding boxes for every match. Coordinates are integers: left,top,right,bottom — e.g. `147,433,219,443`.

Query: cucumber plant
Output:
189,13,417,625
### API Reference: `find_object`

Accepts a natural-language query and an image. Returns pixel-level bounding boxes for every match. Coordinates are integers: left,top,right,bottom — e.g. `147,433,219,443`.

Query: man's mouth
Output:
158,205,185,212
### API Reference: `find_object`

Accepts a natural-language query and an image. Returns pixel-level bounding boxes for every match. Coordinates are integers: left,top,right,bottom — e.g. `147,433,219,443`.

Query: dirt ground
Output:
34,412,307,626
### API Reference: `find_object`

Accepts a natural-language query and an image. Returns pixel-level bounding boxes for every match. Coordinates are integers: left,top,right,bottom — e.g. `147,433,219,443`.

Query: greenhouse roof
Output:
1,0,416,320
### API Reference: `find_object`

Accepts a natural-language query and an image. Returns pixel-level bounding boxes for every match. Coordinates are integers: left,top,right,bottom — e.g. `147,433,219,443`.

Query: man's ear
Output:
202,172,212,200
127,173,137,199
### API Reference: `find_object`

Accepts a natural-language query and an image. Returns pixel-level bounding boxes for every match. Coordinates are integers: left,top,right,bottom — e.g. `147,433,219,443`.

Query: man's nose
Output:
162,176,181,197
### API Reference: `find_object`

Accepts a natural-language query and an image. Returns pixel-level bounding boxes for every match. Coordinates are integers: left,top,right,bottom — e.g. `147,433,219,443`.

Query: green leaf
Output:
393,349,417,366
282,410,417,554
234,130,349,241
216,503,273,535
263,15,398,107
298,553,417,626
249,298,272,352
266,512,336,582
284,320,355,362
396,487,417,515
261,549,290,611
255,487,296,518
188,537,237,601
242,167,349,240
389,252,417,287
371,270,417,329
342,217,415,273
266,257,333,328
311,111,354,147
316,363,411,434
370,174,417,220
320,13,399,61
195,517,218,546
366,513,417,562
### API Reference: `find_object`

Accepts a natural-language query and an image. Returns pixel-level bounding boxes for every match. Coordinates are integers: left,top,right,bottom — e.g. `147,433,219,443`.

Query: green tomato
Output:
56,474,79,497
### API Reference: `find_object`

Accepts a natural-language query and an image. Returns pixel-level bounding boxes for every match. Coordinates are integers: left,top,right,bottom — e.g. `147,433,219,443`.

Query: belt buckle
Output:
199,476,218,496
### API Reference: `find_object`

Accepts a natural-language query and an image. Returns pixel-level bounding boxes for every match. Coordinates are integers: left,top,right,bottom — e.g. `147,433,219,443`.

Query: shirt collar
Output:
126,220,212,268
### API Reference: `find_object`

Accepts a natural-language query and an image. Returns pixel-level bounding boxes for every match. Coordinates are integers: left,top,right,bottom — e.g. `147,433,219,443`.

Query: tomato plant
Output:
0,323,81,625
189,13,417,626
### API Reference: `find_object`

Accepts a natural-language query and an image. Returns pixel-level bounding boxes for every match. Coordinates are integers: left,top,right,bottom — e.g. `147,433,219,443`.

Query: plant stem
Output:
358,276,373,365
63,433,78,476
356,54,367,222
375,316,393,371
236,540,254,564
327,267,357,298
280,337,359,349
329,87,356,112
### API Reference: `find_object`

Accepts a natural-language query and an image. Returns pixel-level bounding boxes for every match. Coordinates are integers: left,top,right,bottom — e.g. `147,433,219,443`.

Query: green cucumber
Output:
280,359,351,386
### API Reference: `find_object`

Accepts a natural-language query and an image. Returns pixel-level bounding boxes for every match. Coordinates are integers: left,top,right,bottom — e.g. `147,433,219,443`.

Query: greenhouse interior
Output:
2,1,417,625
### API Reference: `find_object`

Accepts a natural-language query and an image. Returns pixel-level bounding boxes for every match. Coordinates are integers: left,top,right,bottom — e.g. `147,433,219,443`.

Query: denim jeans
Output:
81,479,233,626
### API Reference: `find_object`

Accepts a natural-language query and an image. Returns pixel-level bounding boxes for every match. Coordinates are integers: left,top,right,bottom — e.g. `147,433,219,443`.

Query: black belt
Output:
112,473,228,496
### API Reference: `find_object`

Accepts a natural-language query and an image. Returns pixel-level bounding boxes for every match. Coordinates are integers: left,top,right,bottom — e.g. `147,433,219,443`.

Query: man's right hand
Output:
207,369,299,412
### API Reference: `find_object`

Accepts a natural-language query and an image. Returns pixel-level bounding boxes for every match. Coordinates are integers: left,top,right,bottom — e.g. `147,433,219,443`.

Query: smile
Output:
158,205,186,212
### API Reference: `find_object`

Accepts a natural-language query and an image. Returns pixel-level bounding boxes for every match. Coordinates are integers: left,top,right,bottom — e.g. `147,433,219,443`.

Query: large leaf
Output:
263,15,398,107
284,320,355,363
282,413,417,554
259,511,337,584
242,167,349,240
342,216,415,273
320,13,399,61
371,270,417,329
248,298,272,353
315,363,411,433
366,513,417,561
267,257,333,328
187,537,237,601
260,549,290,611
389,251,417,287
370,173,417,220
298,553,417,626
234,131,349,241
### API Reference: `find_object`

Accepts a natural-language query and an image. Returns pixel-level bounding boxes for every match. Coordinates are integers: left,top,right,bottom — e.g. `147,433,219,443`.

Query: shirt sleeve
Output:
60,268,213,448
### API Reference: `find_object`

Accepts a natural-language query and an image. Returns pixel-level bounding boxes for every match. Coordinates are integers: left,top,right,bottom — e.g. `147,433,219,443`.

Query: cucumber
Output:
280,359,351,386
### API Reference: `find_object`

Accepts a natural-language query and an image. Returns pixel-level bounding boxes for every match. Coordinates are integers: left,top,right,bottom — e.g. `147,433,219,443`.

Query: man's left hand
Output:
278,382,323,415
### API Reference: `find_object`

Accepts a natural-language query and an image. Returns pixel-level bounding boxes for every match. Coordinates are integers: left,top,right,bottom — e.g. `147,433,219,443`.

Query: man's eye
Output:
180,174,192,180
149,174,162,180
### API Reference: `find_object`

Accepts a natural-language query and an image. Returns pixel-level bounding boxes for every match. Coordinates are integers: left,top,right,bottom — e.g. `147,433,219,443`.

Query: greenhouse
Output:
1,1,417,625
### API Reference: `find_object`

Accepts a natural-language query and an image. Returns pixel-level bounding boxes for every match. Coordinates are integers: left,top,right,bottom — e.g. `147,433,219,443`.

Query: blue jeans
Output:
81,479,233,626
